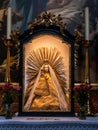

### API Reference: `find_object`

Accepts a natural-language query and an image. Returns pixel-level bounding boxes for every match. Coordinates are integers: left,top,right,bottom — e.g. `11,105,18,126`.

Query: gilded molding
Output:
27,11,67,36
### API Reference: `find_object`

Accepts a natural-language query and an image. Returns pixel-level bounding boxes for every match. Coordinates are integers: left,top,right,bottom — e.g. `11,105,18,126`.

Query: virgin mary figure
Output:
23,47,70,112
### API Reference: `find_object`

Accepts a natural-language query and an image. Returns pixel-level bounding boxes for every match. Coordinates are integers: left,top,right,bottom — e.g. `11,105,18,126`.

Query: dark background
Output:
0,0,98,83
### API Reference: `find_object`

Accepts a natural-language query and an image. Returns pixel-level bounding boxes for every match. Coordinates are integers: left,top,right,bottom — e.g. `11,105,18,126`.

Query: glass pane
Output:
22,34,71,112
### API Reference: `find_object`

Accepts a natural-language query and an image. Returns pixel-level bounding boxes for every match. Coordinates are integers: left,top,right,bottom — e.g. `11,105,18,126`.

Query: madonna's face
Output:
44,64,49,73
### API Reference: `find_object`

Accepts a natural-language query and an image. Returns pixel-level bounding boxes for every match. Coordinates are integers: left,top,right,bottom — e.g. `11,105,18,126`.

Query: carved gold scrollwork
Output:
74,28,83,69
28,11,67,36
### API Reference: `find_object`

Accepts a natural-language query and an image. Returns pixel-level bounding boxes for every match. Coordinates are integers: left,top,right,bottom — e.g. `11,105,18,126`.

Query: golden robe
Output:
31,72,60,110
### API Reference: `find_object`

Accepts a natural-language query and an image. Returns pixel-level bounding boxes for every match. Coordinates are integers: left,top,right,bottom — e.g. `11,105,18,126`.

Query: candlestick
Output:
7,7,12,39
85,7,90,40
83,40,94,116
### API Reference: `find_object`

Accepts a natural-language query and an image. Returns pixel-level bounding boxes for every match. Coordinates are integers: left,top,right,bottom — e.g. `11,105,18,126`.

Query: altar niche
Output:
19,12,74,116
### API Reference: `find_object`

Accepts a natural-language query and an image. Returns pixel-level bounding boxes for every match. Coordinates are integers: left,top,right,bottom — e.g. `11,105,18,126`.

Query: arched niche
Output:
19,12,74,116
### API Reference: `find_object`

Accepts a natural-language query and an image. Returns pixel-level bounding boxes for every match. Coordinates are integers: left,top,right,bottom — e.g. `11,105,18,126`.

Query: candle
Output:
85,7,90,40
7,7,12,39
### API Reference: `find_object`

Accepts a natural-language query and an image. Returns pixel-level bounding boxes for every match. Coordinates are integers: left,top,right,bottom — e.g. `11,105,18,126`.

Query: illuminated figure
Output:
23,47,70,111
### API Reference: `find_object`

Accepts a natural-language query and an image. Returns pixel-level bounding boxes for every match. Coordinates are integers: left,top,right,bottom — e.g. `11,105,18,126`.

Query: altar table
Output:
0,116,98,130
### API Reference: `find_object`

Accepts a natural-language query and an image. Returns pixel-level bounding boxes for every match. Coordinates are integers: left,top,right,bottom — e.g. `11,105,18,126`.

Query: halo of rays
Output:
26,47,67,89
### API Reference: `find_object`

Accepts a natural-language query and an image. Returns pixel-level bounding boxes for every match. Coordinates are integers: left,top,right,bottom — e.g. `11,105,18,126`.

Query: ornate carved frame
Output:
19,12,74,116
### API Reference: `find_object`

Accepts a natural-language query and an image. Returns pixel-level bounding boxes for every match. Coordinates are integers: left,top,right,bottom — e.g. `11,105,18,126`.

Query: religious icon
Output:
23,47,70,112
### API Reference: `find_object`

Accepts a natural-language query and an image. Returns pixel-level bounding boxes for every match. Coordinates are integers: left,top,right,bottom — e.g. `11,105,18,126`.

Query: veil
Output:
49,65,69,111
24,47,69,111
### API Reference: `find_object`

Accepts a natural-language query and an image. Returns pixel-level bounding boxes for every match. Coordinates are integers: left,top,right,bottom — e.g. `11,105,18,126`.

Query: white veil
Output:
49,65,69,111
24,66,42,111
24,64,69,111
